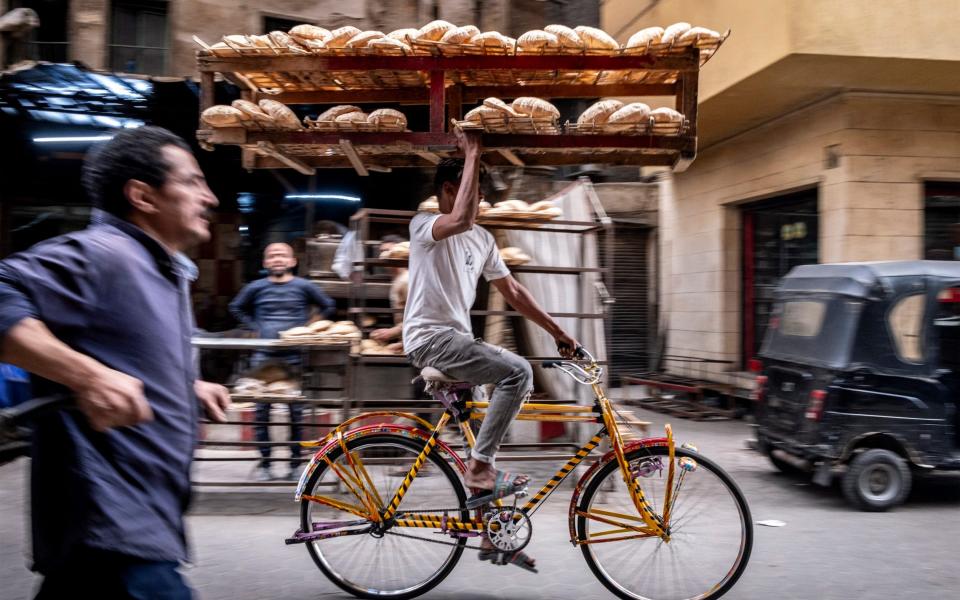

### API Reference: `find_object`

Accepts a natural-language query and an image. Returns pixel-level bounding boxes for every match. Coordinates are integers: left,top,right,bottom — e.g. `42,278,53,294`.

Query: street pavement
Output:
3,408,960,599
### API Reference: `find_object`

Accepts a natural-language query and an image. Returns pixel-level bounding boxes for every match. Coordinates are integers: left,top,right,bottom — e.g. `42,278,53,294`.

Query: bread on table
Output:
201,105,245,127
308,320,333,333
316,105,362,121
626,26,665,48
573,26,618,50
578,99,625,125
544,24,583,48
511,97,560,119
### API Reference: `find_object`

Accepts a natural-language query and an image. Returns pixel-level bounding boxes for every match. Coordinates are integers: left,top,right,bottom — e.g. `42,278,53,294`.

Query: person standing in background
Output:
229,243,336,480
370,234,409,351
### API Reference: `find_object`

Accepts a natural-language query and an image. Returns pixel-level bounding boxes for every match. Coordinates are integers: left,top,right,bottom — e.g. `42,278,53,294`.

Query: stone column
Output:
69,0,109,69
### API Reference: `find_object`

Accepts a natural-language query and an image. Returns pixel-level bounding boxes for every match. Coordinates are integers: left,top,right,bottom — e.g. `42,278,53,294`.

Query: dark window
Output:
923,182,960,260
742,189,819,362
262,15,305,34
9,0,69,62
110,0,168,75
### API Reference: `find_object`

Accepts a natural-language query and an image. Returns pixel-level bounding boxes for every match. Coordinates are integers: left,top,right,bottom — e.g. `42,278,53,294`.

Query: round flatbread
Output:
288,24,331,41
387,28,419,42
416,20,456,42
316,105,362,121
231,99,274,123
335,111,368,123
328,26,362,47
346,30,385,48
544,24,583,48
440,25,480,44
201,105,245,127
661,22,692,45
258,99,301,130
368,37,410,53
511,97,560,119
578,99,624,125
517,30,558,51
573,26,618,50
626,26,665,48
368,108,407,129
650,107,684,123
608,102,652,125
464,105,500,123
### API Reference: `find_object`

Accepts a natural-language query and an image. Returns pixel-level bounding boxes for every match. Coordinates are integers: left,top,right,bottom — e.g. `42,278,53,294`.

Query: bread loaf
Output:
528,200,557,212
248,35,273,49
626,26,664,48
679,26,721,45
268,31,295,48
207,42,235,56
201,105,245,127
417,19,456,42
368,108,407,129
544,24,583,48
418,196,439,212
387,28,419,42
482,97,518,116
231,99,274,123
650,107,684,123
223,34,253,48
258,99,301,130
292,37,327,51
577,99,624,125
316,105,361,121
346,30,385,48
308,320,333,333
440,25,480,44
511,97,560,119
493,200,529,211
661,22,691,45
607,102,652,125
473,31,510,47
517,30,559,51
464,105,500,123
368,37,410,52
327,26,362,47
573,26,618,50
335,111,368,123
289,25,331,41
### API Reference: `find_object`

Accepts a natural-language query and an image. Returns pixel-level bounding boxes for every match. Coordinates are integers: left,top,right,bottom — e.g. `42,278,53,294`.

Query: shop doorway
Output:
742,189,819,364
923,182,960,260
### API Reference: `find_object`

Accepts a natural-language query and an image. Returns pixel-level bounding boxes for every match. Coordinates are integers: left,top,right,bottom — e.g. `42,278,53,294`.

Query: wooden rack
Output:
196,46,724,173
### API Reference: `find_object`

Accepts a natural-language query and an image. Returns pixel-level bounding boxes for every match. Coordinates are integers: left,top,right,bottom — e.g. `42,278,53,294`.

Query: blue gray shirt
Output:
0,213,199,573
228,277,335,339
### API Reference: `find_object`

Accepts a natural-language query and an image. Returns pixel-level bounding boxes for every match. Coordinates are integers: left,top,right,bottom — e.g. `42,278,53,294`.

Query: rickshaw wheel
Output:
842,449,911,511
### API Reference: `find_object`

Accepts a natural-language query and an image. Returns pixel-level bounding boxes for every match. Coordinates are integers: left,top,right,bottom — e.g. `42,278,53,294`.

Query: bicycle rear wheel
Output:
575,446,752,600
300,433,468,600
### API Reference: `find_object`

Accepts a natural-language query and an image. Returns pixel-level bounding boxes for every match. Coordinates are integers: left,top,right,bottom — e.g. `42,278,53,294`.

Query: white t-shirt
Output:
402,212,511,353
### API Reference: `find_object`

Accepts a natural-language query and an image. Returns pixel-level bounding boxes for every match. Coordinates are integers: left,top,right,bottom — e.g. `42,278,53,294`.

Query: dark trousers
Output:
35,548,191,600
255,401,304,469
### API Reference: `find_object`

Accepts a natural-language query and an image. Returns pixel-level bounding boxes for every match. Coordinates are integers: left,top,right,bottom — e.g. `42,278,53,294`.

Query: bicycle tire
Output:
300,433,468,600
575,446,753,600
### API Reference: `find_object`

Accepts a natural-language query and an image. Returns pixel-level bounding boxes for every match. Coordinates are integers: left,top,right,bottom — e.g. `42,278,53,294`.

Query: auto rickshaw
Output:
754,261,960,511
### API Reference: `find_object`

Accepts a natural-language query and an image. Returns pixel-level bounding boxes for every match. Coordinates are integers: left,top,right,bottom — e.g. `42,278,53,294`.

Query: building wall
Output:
661,92,960,380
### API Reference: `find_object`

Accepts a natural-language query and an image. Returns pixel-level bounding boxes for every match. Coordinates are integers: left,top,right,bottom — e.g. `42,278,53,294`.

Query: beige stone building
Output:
3,0,596,76
602,0,960,386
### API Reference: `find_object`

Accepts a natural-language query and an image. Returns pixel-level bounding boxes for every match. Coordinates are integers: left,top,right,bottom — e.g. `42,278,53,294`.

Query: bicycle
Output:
286,347,753,600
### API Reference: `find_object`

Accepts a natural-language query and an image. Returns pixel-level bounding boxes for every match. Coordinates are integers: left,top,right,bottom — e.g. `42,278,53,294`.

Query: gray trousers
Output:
408,330,533,464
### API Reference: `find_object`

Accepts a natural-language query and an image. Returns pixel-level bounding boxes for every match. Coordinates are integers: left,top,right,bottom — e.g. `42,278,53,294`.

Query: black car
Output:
754,261,960,511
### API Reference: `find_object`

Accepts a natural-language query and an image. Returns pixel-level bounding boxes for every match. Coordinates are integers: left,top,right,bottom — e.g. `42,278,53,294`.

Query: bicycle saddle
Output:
419,367,464,384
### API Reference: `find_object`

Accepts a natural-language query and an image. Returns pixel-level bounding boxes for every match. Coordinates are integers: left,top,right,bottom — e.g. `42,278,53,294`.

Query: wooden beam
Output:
253,141,315,175
338,139,369,176
415,151,442,164
429,70,445,133
497,149,524,166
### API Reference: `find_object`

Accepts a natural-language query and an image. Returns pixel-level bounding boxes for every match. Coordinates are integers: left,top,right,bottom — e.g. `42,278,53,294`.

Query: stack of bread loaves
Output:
623,22,723,53
417,196,492,214
304,105,407,131
575,99,685,134
499,247,532,266
462,96,560,132
201,99,303,130
485,199,562,219
279,320,360,342
359,339,405,356
379,241,410,260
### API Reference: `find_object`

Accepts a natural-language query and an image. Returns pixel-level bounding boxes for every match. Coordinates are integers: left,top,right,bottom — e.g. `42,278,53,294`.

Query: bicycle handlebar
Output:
542,347,602,385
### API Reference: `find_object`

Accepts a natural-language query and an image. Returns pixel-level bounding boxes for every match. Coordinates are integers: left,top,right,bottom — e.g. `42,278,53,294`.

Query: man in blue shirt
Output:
0,126,230,598
229,242,335,480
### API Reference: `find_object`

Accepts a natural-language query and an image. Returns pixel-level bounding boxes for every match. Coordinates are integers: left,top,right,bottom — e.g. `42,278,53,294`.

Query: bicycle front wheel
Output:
576,446,752,600
300,433,469,600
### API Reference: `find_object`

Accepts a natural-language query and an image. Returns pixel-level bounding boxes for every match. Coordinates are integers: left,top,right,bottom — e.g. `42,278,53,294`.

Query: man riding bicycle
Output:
403,130,578,568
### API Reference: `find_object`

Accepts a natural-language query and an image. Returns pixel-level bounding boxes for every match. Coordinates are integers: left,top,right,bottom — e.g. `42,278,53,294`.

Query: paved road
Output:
3,410,960,599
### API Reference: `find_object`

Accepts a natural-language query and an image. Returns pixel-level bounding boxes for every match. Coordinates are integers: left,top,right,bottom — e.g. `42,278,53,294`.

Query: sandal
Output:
478,549,538,573
466,470,529,509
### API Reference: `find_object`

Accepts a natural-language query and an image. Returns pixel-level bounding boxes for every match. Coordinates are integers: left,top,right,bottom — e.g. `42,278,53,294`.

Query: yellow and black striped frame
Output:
302,375,676,543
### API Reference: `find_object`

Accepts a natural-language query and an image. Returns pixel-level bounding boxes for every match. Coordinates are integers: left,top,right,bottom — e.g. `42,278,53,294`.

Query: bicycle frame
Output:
294,358,677,545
